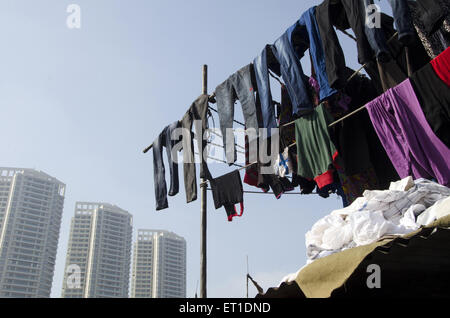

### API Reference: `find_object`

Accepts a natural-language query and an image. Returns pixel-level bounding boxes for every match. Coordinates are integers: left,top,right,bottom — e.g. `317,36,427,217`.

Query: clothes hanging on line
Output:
410,62,450,149
253,45,279,135
364,13,430,94
181,94,213,204
294,103,341,189
288,6,337,101
363,0,416,62
271,32,313,116
209,170,244,222
316,0,374,85
366,78,450,187
152,121,181,211
215,64,259,164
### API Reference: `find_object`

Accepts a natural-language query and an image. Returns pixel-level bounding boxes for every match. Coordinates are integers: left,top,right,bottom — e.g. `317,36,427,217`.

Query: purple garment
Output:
366,79,450,187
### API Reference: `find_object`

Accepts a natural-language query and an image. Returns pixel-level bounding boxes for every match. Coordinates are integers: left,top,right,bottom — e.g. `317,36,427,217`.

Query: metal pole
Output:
246,255,249,298
200,64,208,298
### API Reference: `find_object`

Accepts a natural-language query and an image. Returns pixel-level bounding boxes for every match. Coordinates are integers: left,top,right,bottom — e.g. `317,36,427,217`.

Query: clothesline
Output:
206,188,327,196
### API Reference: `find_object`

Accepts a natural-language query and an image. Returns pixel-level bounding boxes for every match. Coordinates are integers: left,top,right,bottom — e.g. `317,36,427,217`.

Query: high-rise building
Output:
0,168,66,298
131,230,186,298
61,202,133,298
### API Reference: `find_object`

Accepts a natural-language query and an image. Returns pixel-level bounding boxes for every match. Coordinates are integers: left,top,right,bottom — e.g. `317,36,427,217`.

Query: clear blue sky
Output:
0,0,392,298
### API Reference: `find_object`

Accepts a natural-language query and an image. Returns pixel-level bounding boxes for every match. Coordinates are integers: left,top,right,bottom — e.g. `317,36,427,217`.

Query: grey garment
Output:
215,64,259,164
181,94,212,204
153,121,180,211
409,0,450,59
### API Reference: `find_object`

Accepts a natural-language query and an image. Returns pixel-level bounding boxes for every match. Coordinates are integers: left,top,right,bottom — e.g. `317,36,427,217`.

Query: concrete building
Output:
61,202,132,298
131,230,186,298
0,168,66,298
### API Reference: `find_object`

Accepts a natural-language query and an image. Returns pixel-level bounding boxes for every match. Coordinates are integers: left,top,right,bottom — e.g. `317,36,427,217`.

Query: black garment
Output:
316,0,374,89
260,174,294,199
291,175,316,194
152,121,180,211
210,170,244,222
413,0,446,34
410,63,450,148
330,68,399,189
181,94,212,204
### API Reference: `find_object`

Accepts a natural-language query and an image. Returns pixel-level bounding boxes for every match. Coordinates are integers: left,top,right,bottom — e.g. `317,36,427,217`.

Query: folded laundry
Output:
305,177,450,263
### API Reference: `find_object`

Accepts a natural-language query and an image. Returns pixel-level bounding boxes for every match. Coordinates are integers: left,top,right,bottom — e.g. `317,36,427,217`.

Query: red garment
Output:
430,47,450,87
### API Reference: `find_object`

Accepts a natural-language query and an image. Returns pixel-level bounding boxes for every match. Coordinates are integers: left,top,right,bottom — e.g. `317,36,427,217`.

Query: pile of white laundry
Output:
305,177,450,264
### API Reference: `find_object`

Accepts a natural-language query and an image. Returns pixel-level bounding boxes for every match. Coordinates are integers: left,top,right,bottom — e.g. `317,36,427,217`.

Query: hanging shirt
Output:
294,104,340,189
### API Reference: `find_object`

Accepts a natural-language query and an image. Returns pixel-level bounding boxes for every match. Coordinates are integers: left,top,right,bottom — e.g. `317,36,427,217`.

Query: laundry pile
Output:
305,177,450,263
147,0,450,222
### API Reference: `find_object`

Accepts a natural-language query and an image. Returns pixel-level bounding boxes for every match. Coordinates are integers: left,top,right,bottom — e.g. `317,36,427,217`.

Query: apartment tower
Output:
61,202,132,298
0,168,66,298
131,230,186,298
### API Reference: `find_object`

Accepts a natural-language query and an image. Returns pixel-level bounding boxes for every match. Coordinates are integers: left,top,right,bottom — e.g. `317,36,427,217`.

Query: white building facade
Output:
61,202,132,298
0,168,66,298
131,230,186,298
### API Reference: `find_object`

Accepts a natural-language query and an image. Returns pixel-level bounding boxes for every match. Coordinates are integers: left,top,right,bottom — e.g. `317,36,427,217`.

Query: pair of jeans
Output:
181,94,212,204
215,64,259,164
253,45,278,136
289,6,337,101
363,0,415,61
152,121,180,211
272,32,313,116
366,79,450,187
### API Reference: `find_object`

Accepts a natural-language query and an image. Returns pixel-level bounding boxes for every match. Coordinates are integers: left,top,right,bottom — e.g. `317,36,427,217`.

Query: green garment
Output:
295,104,337,179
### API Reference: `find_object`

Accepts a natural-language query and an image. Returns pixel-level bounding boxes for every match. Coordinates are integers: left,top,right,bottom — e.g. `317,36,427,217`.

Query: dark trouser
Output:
181,94,212,204
153,121,180,211
363,0,415,61
315,0,372,89
215,64,259,164
410,63,450,148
